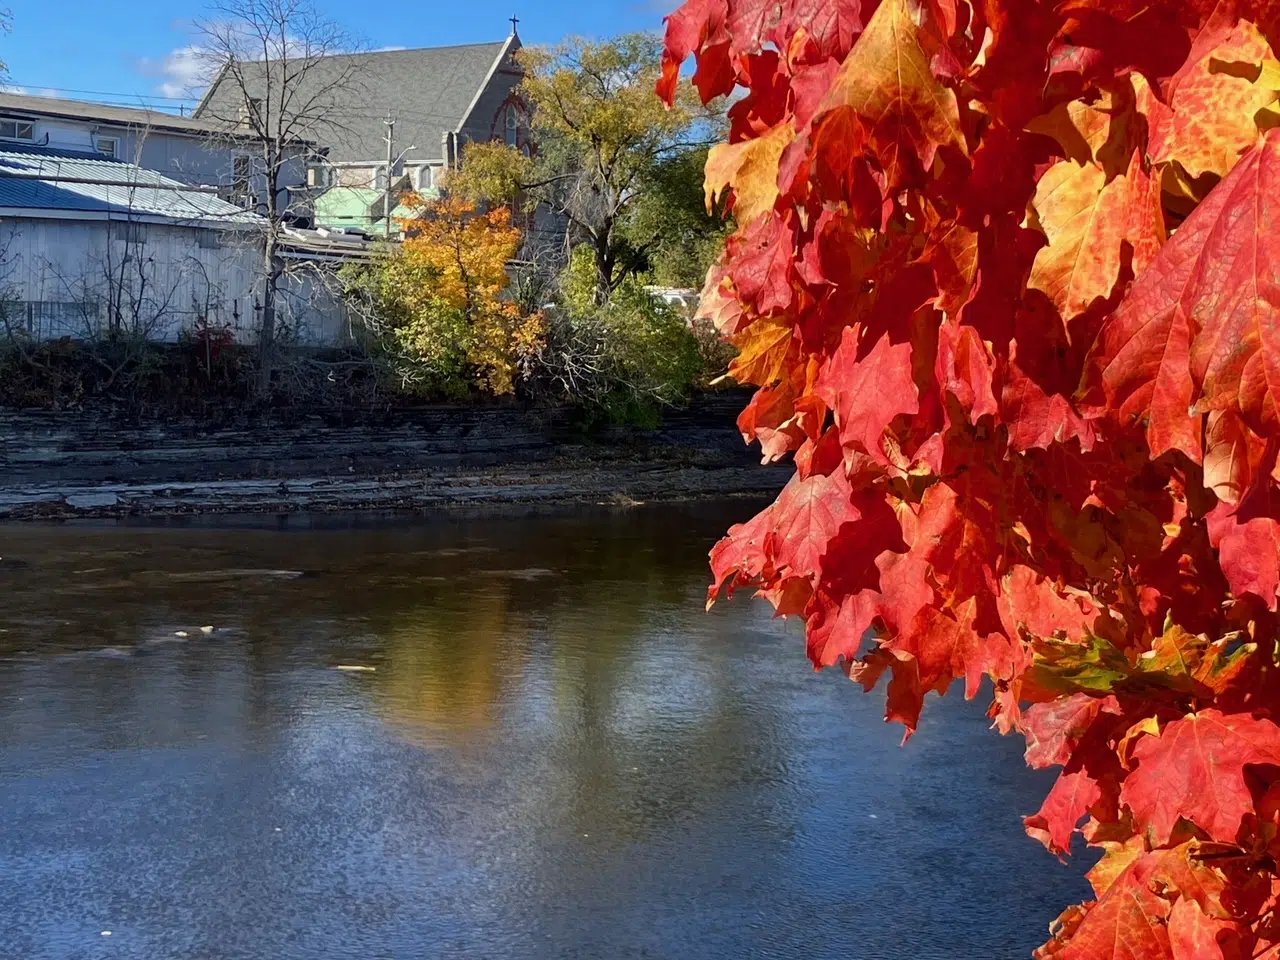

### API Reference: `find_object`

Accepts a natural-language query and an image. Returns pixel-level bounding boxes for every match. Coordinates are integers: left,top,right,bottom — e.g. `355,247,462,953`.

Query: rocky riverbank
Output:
0,393,789,519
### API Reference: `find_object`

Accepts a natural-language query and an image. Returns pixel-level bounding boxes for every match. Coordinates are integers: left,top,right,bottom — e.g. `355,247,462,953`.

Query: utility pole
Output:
383,114,395,241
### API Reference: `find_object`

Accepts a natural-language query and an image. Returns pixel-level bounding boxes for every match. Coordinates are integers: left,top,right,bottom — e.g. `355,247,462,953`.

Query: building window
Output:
0,118,35,141
504,107,519,146
374,165,388,190
198,230,221,250
417,166,432,190
307,164,330,188
94,136,119,159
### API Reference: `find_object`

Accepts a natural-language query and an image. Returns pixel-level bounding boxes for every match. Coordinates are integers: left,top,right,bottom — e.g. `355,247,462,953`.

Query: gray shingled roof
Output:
0,92,233,137
0,143,259,224
195,40,511,165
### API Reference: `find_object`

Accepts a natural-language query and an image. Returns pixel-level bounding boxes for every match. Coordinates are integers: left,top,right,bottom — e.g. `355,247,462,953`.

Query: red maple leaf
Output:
676,0,1280,950
1122,710,1280,845
1093,129,1280,455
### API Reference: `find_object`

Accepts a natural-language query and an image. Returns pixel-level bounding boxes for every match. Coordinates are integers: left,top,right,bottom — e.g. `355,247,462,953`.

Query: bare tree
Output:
192,0,363,393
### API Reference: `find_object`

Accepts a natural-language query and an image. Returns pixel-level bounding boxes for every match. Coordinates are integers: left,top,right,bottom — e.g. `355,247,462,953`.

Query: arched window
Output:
504,106,519,146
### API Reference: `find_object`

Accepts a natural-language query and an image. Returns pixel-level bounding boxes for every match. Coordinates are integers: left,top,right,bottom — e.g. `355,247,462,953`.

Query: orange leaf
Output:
1149,18,1280,180
1168,896,1240,960
704,121,796,224
729,317,795,385
1027,151,1163,323
812,0,966,189
1203,409,1268,504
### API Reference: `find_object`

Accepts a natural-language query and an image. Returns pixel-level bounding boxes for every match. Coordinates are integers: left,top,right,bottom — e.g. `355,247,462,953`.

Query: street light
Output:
383,114,417,240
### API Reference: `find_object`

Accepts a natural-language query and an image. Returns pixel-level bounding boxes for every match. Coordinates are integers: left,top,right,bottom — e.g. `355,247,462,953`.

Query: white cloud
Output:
137,25,379,102
0,83,26,94
137,44,212,99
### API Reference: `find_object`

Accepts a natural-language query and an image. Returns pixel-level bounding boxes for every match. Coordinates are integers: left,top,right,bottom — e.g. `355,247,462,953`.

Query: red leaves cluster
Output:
665,0,1280,953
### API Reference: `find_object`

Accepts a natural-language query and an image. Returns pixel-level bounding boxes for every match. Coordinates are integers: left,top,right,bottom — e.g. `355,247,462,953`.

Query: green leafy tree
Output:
450,34,722,303
622,146,731,290
528,246,702,422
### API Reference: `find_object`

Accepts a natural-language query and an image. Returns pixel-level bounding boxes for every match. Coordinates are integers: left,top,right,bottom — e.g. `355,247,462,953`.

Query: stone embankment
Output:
0,393,789,519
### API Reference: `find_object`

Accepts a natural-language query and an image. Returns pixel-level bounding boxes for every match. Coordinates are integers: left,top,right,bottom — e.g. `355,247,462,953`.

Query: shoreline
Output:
0,394,790,521
0,456,790,520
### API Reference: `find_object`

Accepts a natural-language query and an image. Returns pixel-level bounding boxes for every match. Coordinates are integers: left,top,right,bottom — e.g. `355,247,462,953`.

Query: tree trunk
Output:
256,241,282,397
257,159,282,398
593,233,614,306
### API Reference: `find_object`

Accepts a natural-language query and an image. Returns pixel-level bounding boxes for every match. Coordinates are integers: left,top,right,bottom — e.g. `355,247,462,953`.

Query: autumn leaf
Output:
1092,129,1280,455
817,329,919,468
1168,896,1239,960
1002,354,1098,452
659,0,866,106
730,316,795,385
737,378,824,463
1023,693,1121,769
725,211,796,315
920,221,979,319
709,501,776,604
1023,635,1133,699
704,121,796,224
1177,129,1280,432
1084,832,1146,899
1122,709,1280,845
767,470,864,581
1058,844,1235,959
997,566,1100,646
1025,75,1154,176
1136,621,1256,695
1149,18,1280,180
1207,501,1280,610
1027,151,1163,324
811,0,967,189
935,319,997,422
1025,768,1103,856
1056,855,1173,958
1203,409,1268,505
890,599,989,698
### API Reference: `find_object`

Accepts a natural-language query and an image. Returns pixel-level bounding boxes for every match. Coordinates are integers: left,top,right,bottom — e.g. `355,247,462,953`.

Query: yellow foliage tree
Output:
366,194,544,396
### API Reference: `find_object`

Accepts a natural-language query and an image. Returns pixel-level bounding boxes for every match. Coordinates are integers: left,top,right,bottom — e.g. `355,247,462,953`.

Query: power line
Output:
2,92,465,124
2,84,199,102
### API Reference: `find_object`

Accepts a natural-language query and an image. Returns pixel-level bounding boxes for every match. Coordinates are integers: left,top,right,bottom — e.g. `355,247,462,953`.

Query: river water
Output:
0,502,1090,959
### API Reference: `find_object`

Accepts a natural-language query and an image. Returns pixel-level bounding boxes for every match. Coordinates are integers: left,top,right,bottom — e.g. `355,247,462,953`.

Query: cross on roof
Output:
510,14,519,35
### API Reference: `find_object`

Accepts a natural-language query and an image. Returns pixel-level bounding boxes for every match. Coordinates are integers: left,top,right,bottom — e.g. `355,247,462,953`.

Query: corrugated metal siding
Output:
0,219,350,345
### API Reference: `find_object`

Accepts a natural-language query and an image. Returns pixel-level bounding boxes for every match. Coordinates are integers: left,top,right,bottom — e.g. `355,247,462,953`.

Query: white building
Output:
0,142,352,346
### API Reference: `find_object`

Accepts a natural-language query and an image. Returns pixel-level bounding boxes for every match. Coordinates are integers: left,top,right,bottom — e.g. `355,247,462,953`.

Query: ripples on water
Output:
0,503,1090,959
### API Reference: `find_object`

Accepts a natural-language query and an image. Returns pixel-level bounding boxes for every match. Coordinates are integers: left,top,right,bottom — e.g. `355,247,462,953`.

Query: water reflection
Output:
0,504,1090,959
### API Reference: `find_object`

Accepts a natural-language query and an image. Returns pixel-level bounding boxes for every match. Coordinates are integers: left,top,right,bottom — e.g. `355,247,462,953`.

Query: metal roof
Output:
0,143,260,225
0,91,236,137
196,39,514,165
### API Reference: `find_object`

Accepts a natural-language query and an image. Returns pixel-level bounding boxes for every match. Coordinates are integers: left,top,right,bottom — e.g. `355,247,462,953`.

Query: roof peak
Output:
302,39,509,61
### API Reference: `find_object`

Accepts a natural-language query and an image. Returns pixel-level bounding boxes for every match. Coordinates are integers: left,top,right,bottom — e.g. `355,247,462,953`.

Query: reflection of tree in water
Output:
371,580,530,743
361,533,796,853
2,502,797,840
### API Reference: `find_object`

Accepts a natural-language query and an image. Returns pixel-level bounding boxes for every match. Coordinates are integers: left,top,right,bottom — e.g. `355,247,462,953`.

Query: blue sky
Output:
2,0,675,110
